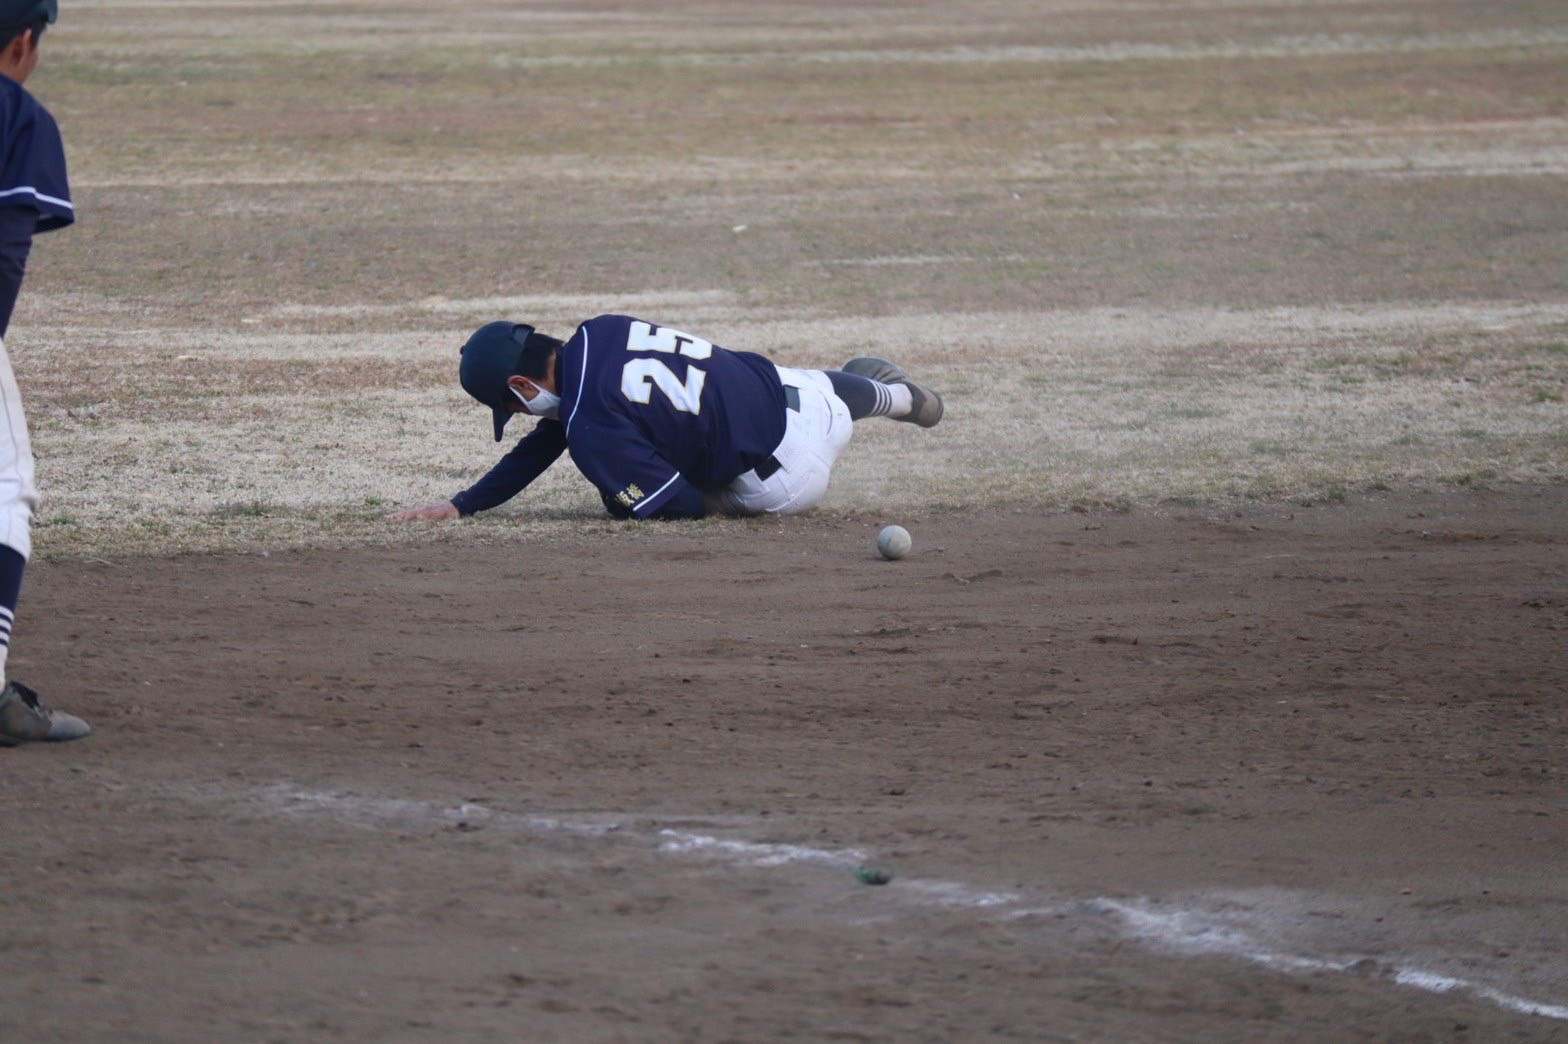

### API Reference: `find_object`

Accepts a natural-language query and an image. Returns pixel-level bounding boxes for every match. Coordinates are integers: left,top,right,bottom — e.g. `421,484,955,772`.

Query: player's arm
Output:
0,205,35,338
654,488,706,518
386,419,568,521
0,95,71,338
570,418,707,520
605,478,706,520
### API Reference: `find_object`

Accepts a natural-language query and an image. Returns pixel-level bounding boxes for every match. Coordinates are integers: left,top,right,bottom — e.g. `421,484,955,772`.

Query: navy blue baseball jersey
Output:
453,315,788,519
0,74,72,336
0,76,70,230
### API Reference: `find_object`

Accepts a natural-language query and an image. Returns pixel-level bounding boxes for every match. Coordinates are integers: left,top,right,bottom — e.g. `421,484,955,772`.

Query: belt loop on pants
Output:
783,384,801,412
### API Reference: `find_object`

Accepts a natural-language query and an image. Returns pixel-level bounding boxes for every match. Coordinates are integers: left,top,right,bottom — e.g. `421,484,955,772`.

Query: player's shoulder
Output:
579,313,637,335
568,313,626,343
0,75,39,117
0,76,53,139
575,314,659,357
0,76,26,124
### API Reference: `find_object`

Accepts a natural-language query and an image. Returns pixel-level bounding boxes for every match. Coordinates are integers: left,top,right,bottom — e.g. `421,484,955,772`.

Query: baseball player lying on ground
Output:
387,313,943,522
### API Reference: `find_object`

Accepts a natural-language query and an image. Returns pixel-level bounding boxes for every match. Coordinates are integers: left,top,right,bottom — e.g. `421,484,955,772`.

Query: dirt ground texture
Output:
6,489,1568,1041
3,0,1568,1040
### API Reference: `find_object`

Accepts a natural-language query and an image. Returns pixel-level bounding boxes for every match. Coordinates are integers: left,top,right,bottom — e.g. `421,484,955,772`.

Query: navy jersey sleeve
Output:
566,414,702,519
0,80,72,337
0,204,32,338
450,419,568,516
0,80,73,233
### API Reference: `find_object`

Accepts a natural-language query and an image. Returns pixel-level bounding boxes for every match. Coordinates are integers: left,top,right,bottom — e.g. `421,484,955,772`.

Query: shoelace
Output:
8,683,43,713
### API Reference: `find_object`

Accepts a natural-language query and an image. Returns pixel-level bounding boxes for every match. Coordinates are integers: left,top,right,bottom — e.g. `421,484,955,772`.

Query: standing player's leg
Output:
830,358,943,427
0,337,88,746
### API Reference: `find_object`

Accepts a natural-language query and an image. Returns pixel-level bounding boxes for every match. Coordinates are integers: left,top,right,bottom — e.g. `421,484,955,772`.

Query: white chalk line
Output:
226,782,1567,1023
1082,899,1568,1022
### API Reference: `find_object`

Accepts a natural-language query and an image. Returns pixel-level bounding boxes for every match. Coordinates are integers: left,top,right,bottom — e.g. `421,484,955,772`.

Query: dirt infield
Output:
2,0,1566,1039
5,486,1566,1040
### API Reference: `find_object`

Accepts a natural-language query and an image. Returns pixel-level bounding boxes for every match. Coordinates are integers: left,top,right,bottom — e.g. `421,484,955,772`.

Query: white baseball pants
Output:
0,336,38,560
703,366,854,517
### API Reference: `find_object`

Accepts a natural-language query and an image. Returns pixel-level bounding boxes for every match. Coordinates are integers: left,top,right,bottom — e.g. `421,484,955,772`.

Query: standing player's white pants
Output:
0,336,38,561
704,366,854,517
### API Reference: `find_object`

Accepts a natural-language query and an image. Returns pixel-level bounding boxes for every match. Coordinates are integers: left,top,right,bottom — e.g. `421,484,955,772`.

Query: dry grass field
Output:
14,0,1567,556
3,1,1566,1040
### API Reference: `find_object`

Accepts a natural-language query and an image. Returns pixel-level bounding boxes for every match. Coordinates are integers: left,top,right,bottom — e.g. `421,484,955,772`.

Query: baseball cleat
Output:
0,681,91,746
842,357,944,428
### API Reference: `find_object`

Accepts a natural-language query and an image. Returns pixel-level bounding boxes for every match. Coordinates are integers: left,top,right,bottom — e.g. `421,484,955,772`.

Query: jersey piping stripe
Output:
0,186,72,210
635,471,683,516
562,325,589,436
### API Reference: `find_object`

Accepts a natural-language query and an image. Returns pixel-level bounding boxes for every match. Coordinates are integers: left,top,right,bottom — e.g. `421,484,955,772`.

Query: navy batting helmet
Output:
459,321,541,442
0,0,56,34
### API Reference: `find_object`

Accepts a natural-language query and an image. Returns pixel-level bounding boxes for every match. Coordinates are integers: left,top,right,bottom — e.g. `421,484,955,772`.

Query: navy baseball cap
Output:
0,0,57,33
460,321,536,441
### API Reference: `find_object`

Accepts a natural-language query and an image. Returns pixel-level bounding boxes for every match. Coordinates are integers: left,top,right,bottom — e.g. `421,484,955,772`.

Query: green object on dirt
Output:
854,865,895,885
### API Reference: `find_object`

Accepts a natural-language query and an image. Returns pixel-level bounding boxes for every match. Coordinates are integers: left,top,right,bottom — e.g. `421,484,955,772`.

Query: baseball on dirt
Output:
876,525,912,560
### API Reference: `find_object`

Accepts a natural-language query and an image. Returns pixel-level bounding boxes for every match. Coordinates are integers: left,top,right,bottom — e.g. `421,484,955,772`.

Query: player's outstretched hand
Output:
385,501,460,521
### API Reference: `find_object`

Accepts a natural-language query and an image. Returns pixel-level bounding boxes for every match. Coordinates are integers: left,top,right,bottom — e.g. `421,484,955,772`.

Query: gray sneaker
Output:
0,681,91,746
841,357,944,428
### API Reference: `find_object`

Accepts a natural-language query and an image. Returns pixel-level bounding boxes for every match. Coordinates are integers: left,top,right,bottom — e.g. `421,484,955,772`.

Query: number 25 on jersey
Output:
621,321,713,414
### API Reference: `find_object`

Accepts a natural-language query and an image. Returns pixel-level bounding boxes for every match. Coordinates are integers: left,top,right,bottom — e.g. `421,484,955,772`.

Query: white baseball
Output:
876,525,912,560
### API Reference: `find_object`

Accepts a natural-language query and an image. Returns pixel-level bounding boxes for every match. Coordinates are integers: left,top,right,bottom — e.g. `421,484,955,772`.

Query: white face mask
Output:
512,382,560,420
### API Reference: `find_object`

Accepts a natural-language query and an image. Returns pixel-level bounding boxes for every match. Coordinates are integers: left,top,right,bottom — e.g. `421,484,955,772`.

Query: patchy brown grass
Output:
9,0,1566,557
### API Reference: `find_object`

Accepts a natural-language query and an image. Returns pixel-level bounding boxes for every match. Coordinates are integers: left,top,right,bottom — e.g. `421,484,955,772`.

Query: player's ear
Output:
506,374,535,402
